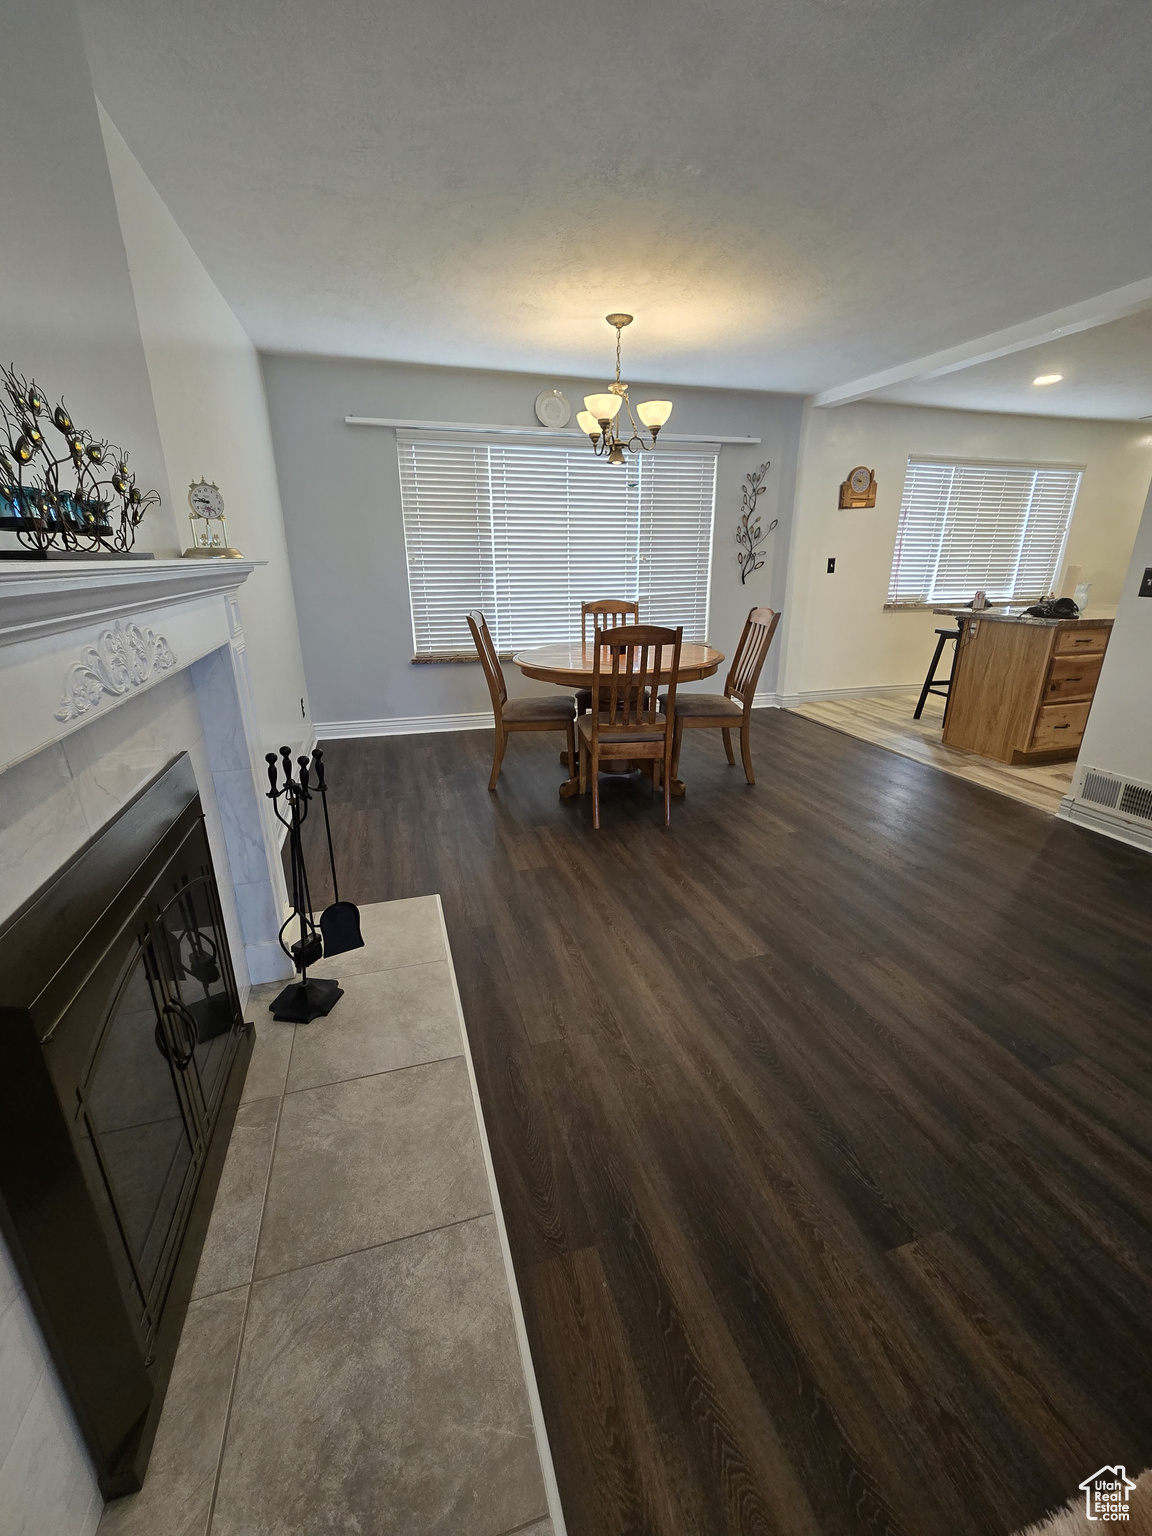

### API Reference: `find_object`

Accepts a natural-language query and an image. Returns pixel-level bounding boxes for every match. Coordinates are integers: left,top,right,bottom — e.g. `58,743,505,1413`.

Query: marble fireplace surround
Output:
0,559,294,990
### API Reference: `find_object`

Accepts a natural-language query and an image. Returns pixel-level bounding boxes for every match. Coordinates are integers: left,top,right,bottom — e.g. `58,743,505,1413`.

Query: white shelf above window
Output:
345,414,759,446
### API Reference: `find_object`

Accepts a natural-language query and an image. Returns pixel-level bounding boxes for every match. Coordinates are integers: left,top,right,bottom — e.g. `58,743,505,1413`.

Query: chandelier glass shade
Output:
579,315,672,463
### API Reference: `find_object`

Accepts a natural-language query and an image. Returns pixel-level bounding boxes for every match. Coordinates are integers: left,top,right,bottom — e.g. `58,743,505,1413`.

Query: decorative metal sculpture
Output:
0,365,160,556
736,462,776,584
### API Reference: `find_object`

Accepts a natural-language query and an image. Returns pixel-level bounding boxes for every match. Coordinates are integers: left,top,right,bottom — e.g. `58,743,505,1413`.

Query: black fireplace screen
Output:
0,754,253,1497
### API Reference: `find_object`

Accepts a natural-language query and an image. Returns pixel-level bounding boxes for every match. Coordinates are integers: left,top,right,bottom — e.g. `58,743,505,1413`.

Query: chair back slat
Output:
466,610,507,712
724,606,781,707
581,598,639,646
591,623,682,740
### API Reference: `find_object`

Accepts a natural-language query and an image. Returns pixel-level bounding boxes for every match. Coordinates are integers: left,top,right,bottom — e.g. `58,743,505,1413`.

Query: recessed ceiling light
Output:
1033,373,1063,386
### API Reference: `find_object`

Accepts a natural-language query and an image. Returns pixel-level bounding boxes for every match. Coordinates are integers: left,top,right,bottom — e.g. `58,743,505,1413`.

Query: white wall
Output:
0,11,308,1528
779,400,1152,701
0,0,174,557
261,353,805,731
99,108,312,759
1064,480,1152,828
0,4,177,1528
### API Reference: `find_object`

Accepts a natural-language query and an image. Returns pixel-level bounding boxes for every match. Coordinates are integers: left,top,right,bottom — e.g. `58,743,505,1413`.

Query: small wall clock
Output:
839,465,877,508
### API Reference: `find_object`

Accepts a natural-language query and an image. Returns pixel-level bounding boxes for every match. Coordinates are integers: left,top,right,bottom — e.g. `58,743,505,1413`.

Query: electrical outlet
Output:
827,557,836,573
1139,567,1152,598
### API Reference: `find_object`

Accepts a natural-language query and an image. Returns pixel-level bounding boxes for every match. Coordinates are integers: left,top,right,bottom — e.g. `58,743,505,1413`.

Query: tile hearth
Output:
98,896,556,1536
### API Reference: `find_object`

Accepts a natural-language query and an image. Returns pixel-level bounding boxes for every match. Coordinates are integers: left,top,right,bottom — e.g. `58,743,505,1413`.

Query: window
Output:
398,433,718,654
887,458,1082,607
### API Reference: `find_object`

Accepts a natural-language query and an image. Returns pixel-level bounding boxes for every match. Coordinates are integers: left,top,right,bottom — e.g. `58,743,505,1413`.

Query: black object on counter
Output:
1024,597,1080,619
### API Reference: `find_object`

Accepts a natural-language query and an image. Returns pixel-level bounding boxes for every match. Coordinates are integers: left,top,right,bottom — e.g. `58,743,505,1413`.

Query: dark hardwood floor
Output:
302,712,1152,1536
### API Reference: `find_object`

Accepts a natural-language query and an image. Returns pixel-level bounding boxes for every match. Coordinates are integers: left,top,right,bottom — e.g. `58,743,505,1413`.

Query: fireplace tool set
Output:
266,746,362,1023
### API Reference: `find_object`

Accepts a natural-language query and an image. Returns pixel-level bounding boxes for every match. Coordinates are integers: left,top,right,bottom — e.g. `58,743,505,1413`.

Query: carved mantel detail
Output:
54,620,177,723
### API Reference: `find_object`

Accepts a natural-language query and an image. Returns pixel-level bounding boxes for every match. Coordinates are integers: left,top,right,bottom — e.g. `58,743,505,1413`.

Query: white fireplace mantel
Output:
0,558,264,770
0,556,263,648
1,556,292,987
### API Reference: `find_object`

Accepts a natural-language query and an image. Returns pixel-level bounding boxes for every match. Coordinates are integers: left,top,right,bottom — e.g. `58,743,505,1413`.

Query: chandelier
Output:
577,314,672,463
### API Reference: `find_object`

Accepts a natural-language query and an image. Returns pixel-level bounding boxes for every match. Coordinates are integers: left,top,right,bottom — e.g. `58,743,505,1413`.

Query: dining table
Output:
512,639,725,799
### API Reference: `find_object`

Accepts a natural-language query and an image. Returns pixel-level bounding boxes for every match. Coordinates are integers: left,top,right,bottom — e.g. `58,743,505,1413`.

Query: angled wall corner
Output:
97,104,313,762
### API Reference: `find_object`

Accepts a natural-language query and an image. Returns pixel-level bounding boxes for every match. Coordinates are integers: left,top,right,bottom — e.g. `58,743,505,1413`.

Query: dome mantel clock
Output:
839,465,877,509
183,478,243,558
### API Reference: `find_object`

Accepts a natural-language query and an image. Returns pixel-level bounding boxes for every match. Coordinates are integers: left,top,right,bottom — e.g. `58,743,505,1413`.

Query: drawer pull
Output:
1054,723,1070,730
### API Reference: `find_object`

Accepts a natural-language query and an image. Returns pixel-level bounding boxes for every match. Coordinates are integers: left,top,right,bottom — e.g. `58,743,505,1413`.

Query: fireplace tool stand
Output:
266,747,343,1023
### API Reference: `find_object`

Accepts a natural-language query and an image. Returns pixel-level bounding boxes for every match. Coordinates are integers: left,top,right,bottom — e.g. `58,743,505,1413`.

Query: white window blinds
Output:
887,458,1082,607
398,434,718,653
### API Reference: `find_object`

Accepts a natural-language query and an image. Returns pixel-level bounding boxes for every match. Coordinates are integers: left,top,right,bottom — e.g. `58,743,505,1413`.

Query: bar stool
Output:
914,627,961,719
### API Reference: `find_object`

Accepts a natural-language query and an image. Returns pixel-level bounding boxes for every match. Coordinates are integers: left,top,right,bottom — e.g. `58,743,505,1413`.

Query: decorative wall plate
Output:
535,389,572,428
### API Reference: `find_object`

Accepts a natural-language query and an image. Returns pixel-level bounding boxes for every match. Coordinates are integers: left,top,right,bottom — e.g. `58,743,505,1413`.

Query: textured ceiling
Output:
876,309,1152,420
80,0,1152,396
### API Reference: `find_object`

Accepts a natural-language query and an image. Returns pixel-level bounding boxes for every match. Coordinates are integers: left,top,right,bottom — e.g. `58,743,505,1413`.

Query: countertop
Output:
932,606,1114,630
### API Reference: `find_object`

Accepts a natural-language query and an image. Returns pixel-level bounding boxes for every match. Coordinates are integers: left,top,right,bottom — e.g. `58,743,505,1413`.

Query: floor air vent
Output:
1119,782,1152,821
1080,768,1152,821
1081,769,1122,809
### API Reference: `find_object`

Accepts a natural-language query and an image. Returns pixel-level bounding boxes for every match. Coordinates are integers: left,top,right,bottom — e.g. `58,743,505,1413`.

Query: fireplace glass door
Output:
64,822,243,1350
75,932,203,1345
0,754,254,1496
155,871,241,1133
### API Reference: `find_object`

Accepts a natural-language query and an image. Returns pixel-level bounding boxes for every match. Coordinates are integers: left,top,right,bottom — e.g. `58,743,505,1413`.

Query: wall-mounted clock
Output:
839,465,877,508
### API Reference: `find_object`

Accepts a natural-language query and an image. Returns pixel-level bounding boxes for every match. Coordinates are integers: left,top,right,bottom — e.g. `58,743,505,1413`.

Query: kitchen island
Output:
934,608,1112,765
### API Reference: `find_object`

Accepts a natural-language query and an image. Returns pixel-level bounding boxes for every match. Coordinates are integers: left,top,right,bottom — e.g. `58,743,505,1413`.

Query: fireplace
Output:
0,752,253,1497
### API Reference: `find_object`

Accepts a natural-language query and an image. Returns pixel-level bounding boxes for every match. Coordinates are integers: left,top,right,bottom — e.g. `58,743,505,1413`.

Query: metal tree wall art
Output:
0,365,160,556
735,461,777,583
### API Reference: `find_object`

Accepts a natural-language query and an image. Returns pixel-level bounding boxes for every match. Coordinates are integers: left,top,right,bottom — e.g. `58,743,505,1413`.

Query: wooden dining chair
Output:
659,606,780,785
574,599,639,716
579,624,683,829
467,611,576,790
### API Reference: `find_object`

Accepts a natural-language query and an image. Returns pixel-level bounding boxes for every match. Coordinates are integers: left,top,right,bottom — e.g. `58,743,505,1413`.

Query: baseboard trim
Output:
1056,796,1152,854
796,682,921,703
317,685,922,738
315,711,492,739
753,682,921,711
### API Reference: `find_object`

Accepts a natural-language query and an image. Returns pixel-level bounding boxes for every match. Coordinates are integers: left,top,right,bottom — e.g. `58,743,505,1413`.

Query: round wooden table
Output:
512,640,724,799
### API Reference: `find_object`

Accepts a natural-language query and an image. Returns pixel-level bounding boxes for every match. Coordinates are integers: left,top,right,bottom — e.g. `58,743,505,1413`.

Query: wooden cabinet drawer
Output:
1053,626,1109,656
1030,701,1091,750
1044,653,1103,702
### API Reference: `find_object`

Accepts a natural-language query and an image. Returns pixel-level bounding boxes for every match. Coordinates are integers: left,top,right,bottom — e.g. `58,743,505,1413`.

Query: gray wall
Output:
0,0,174,555
261,353,805,726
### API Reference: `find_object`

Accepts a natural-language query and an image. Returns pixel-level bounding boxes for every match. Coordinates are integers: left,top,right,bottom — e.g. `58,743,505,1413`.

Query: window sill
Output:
411,651,517,663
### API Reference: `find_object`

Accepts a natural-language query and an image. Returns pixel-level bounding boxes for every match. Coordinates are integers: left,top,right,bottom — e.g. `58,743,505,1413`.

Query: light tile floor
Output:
98,897,557,1536
791,688,1076,814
